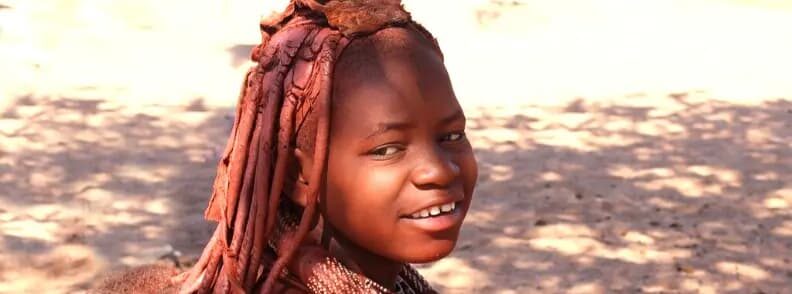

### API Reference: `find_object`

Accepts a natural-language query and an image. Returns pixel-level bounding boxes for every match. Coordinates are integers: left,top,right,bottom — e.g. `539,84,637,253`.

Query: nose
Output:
410,147,460,189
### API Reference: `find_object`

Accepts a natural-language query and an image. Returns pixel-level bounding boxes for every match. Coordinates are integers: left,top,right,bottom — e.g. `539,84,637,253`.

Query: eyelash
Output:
368,131,466,160
369,145,404,160
441,131,466,142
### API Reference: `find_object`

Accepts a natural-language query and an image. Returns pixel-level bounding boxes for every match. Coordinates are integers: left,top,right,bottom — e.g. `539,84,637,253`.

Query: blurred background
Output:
0,0,790,293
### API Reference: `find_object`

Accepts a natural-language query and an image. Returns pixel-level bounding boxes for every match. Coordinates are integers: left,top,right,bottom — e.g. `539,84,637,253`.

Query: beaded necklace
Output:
269,203,435,294
304,256,435,294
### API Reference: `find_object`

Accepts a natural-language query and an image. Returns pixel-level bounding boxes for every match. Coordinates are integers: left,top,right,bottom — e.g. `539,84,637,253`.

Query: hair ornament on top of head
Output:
253,0,440,59
299,0,411,36
174,1,441,293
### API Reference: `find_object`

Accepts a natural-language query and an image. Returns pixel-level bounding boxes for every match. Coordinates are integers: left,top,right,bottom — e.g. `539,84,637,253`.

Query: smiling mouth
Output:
404,201,458,219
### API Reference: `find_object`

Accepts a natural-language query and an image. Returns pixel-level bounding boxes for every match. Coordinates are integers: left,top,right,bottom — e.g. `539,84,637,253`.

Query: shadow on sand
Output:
430,94,791,293
0,93,789,292
0,96,231,291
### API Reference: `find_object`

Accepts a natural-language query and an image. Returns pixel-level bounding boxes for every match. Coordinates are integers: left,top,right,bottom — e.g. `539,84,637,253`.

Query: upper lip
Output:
401,195,463,217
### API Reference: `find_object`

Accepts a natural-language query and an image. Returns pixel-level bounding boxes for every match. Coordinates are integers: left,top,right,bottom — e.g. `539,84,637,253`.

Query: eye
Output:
369,144,404,159
441,131,466,142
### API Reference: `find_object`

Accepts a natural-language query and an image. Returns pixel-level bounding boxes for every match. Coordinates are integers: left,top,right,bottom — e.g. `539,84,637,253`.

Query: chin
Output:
400,238,458,264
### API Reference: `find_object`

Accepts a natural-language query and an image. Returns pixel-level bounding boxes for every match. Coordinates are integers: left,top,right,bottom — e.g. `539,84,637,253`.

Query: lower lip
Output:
401,204,464,232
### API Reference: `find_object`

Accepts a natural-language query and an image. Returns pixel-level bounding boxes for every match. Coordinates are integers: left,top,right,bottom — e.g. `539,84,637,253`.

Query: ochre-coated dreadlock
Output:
175,1,442,293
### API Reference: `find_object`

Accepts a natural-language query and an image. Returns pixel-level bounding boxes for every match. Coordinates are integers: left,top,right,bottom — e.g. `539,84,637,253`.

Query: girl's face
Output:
321,28,478,263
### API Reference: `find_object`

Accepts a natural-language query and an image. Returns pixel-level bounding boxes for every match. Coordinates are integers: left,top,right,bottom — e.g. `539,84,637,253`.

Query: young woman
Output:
96,1,477,293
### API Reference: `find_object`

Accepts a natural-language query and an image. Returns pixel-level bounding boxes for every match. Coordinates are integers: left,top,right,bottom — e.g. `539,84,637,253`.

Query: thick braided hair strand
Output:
176,1,441,293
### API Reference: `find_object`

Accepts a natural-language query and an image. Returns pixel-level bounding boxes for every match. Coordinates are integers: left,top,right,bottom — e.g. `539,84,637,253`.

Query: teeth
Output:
409,202,458,219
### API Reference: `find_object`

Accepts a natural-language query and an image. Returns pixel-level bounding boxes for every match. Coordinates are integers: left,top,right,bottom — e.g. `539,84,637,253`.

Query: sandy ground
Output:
1,1,791,293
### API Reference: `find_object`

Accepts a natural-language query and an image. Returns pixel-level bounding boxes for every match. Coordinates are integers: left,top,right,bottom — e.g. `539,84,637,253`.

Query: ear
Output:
290,147,314,207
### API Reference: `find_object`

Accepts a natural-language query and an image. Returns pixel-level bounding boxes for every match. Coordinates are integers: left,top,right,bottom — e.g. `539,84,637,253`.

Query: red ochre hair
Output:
174,1,442,293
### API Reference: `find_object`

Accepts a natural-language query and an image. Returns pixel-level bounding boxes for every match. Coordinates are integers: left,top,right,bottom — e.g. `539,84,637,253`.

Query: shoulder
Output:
92,264,181,294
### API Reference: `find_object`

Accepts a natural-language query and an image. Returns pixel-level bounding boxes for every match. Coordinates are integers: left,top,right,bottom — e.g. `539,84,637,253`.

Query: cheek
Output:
363,168,405,194
323,159,408,226
461,152,478,194
451,145,478,197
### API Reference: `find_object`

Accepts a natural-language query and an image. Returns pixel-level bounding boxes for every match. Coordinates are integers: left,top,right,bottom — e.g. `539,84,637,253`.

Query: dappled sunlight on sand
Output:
0,96,222,291
425,93,791,292
0,243,105,292
2,0,791,292
416,257,491,291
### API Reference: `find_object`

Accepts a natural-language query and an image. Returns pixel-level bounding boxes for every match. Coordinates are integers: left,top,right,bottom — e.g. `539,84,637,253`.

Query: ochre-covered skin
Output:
179,1,447,293
95,1,471,293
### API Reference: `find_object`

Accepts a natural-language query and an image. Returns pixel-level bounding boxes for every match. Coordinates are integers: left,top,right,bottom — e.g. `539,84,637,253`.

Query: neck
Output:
323,225,403,289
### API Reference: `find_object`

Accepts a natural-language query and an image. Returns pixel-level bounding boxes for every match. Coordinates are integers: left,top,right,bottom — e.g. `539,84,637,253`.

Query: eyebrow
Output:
439,109,465,126
364,109,465,139
365,121,414,139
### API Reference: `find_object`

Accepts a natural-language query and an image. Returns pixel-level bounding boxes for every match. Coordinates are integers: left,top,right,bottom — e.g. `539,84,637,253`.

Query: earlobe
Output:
290,147,314,207
294,147,313,185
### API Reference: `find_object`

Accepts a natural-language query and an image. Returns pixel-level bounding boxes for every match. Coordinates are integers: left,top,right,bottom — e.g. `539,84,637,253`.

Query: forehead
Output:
331,28,459,124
